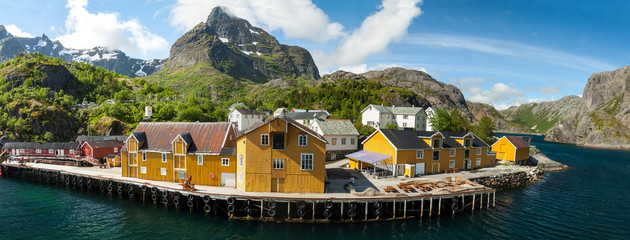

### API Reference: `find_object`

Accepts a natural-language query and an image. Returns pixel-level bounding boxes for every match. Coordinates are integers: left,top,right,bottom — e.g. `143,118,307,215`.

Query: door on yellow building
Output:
271,178,283,192
431,163,440,173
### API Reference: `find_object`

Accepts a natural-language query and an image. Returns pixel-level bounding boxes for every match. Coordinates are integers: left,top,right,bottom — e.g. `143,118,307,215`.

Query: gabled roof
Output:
361,104,424,115
378,129,431,150
504,136,530,149
106,154,120,159
129,122,233,153
75,135,127,142
286,111,331,120
239,116,327,144
2,142,79,150
231,108,264,115
313,119,359,136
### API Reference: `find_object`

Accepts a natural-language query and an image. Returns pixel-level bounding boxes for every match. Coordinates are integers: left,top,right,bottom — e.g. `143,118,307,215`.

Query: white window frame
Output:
178,171,186,180
465,139,471,147
160,168,167,176
450,149,456,157
49,149,54,154
351,138,356,145
140,166,147,174
70,149,75,155
298,134,307,146
36,149,41,154
114,147,118,153
433,139,440,148
162,153,167,163
221,158,230,166
239,154,243,167
416,150,423,159
403,123,407,127
142,152,147,161
238,173,243,183
300,153,314,171
477,148,482,155
261,134,269,146
197,155,203,165
272,158,285,169
449,160,455,168
332,138,337,145
19,149,25,153
476,158,481,166
341,138,346,145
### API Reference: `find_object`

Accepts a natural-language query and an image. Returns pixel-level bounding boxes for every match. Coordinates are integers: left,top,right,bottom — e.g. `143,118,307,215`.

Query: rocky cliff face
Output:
545,66,630,148
163,6,320,83
466,101,507,129
0,25,165,77
500,95,582,133
321,67,472,119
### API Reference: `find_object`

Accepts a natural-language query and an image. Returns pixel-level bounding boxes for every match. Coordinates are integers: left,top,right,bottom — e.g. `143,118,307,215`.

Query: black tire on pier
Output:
347,209,357,218
374,208,383,217
246,199,253,206
151,194,157,201
203,195,211,203
227,197,236,205
188,201,195,208
375,201,383,209
296,200,306,209
268,208,276,217
162,191,168,198
324,209,333,218
162,197,168,205
451,203,459,211
325,200,333,209
173,198,180,206
203,204,211,212
297,208,306,217
151,187,158,194
267,199,276,209
227,205,236,213
141,185,147,192
349,201,358,209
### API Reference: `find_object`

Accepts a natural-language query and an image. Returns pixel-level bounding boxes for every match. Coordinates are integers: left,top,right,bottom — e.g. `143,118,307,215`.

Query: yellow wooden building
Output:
121,122,238,187
106,154,121,167
348,129,495,177
235,117,327,193
492,136,530,164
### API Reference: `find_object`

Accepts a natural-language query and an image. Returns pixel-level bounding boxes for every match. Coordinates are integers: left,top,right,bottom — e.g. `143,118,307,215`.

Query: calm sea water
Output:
1,135,629,239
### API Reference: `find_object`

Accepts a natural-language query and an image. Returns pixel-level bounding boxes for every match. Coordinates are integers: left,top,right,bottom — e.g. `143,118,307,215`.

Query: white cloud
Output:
169,0,344,42
326,0,422,68
56,0,168,57
5,24,34,38
451,77,532,110
407,33,616,71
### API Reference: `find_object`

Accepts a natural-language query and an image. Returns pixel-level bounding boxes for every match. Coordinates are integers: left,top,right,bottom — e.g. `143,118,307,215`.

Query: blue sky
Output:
1,0,628,109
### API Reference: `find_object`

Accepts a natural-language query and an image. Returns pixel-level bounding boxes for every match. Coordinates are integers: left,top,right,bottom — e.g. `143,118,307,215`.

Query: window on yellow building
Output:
433,139,440,148
465,149,470,159
140,166,146,174
433,150,440,160
449,160,455,168
222,158,230,166
465,139,471,147
477,148,482,155
261,134,269,146
476,158,481,166
239,155,243,167
142,152,147,161
162,153,166,163
238,173,243,183
450,149,456,157
197,155,203,165
272,158,284,169
160,168,166,176
301,153,313,170
298,134,307,146
416,150,423,159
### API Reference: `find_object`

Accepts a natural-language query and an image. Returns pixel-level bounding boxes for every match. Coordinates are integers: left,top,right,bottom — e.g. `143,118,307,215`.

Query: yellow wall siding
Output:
491,137,529,162
236,118,326,193
515,148,530,162
127,139,137,152
185,155,236,186
236,137,247,190
136,152,173,182
363,131,396,163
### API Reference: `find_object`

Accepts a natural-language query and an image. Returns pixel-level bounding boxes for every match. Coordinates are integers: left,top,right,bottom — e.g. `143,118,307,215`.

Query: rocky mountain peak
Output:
0,25,9,38
205,7,270,46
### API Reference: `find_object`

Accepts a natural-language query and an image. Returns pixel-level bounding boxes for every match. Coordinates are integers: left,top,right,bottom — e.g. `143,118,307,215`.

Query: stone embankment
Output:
470,167,543,189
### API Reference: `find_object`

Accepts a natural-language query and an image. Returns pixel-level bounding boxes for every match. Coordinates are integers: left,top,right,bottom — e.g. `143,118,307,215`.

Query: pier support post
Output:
341,201,344,220
480,193,483,210
314,202,317,220
462,195,465,212
429,198,433,217
403,200,407,218
472,194,476,210
261,199,264,218
393,200,396,219
438,197,441,216
493,191,496,207
365,202,368,221
287,201,291,220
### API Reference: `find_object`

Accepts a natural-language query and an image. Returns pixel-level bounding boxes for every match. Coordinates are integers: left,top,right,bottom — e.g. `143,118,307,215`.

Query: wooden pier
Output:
0,163,496,223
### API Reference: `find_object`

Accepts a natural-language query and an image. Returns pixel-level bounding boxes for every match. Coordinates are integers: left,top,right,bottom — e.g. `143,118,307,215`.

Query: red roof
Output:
506,136,530,149
131,122,232,153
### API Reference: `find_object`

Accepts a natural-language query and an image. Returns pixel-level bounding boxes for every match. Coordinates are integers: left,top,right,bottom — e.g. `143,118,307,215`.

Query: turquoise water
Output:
1,135,629,239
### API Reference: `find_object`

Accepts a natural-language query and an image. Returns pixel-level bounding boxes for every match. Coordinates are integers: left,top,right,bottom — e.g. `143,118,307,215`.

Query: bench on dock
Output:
383,186,398,193
444,168,459,173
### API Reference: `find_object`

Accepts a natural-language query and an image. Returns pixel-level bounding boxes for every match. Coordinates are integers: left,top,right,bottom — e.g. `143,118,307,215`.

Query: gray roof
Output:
2,142,79,150
286,111,331,120
314,119,359,136
76,135,127,142
233,108,263,115
379,129,431,150
364,104,424,115
375,129,487,149
219,147,236,156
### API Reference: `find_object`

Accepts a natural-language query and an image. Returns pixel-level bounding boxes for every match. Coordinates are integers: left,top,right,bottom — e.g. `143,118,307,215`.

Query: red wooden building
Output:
80,140,124,161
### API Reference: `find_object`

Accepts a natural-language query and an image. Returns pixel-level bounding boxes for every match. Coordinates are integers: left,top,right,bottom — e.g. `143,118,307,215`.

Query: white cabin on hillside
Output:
361,104,427,130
